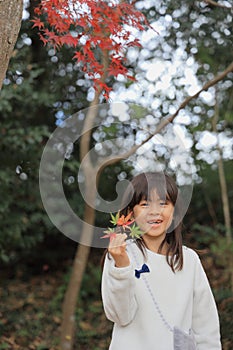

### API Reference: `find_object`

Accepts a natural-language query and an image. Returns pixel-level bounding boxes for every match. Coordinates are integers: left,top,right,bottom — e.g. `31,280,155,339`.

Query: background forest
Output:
0,0,233,349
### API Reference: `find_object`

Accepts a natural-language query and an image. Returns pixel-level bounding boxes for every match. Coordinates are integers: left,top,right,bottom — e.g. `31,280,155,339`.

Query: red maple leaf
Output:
117,212,134,229
31,18,45,30
101,229,117,242
33,0,154,98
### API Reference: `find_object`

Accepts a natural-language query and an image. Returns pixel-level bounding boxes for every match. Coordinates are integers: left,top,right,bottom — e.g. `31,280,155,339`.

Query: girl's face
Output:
133,189,174,248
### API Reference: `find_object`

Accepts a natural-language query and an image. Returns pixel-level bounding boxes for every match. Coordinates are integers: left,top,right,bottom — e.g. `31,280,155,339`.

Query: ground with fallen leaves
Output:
0,242,112,350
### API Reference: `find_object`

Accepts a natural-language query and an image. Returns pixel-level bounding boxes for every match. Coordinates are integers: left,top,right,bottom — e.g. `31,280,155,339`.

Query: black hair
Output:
101,172,184,272
119,172,183,272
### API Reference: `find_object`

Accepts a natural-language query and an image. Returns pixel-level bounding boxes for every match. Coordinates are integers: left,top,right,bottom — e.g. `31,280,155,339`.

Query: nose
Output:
148,202,161,215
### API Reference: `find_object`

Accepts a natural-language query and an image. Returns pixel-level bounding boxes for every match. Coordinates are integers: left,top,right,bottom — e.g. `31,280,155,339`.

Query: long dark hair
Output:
119,172,183,272
101,172,184,272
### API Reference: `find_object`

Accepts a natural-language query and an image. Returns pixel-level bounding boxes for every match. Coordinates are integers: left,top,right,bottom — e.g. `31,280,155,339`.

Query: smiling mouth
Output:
147,220,163,224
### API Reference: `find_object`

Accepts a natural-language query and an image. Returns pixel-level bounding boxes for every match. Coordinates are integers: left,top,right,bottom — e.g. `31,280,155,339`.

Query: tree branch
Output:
97,60,233,171
203,0,232,9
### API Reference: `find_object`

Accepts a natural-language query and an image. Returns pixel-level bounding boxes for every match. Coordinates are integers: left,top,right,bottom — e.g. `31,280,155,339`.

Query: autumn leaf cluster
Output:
101,212,144,241
32,0,151,97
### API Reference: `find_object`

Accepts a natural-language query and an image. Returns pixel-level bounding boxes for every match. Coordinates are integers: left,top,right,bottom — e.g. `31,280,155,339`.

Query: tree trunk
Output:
60,90,104,350
60,191,97,350
212,91,232,243
217,155,232,243
212,90,233,291
203,186,218,227
0,0,23,90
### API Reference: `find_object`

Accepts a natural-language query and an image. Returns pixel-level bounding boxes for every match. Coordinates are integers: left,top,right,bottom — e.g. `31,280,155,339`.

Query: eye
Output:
140,200,149,207
159,200,168,206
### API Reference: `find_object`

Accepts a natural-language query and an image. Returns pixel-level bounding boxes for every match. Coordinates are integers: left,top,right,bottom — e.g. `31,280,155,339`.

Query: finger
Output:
108,233,127,249
109,233,126,245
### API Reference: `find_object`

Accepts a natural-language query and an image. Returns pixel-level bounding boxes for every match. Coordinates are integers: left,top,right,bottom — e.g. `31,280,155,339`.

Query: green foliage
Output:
0,1,91,262
211,236,233,271
191,223,220,245
191,222,233,262
191,222,233,292
186,161,233,231
0,122,52,262
190,218,233,347
219,298,233,346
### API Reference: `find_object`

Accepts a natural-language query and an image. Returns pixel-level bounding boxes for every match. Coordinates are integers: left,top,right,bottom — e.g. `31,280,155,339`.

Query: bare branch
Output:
203,0,232,9
97,60,233,172
166,61,233,122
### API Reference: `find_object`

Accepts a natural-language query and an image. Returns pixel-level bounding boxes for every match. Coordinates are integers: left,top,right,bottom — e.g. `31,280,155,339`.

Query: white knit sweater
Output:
101,242,222,350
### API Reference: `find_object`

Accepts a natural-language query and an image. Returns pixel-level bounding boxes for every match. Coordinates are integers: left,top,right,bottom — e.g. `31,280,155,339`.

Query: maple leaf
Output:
34,7,42,16
117,212,134,228
129,223,144,239
31,18,45,30
101,228,117,241
109,212,120,226
73,51,85,62
60,34,78,47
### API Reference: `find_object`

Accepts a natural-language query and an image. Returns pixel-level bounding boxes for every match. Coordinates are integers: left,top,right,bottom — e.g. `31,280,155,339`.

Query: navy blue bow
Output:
135,263,150,279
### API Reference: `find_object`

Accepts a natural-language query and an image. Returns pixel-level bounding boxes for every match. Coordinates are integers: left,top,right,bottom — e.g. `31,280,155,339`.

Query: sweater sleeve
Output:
101,253,138,326
192,256,222,350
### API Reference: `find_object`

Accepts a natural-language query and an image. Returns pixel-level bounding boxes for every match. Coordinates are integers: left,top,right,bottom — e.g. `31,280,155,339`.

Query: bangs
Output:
138,188,170,203
132,173,174,203
120,172,177,213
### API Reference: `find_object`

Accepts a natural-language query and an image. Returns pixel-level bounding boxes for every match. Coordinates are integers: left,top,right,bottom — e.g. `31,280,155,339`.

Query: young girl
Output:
101,172,222,350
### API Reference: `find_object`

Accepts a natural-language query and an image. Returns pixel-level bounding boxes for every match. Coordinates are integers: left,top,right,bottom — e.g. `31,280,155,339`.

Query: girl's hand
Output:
108,233,130,268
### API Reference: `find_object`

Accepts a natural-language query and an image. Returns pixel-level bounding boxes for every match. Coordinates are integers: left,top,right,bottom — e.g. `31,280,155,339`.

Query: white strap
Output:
129,242,173,333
